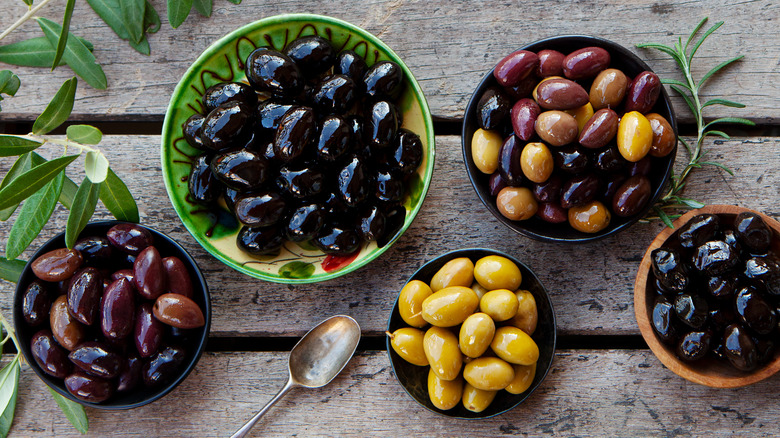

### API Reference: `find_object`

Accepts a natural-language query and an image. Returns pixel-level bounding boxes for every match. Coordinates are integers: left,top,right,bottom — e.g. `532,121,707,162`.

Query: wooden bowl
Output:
634,204,780,388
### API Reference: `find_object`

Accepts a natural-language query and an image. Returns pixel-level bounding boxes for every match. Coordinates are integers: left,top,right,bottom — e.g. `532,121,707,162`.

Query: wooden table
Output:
1,0,779,436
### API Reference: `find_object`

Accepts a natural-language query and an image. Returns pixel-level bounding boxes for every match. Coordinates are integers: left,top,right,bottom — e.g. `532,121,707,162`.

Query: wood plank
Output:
10,350,780,436
1,135,778,336
0,0,776,123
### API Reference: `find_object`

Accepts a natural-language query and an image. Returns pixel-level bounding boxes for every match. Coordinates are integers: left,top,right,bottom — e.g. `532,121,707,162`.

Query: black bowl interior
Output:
14,221,211,410
386,248,556,419
462,35,678,243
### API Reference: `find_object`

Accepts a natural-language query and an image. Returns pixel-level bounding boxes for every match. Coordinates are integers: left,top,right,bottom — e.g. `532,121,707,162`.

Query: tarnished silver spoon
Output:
231,315,361,438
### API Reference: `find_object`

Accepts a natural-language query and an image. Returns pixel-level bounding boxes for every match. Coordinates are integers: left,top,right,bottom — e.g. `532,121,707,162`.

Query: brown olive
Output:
562,47,610,79
496,187,537,221
535,78,589,110
536,202,568,223
162,256,193,299
646,113,676,157
535,49,564,77
50,295,85,351
494,50,539,87
31,248,83,282
578,108,618,149
589,68,628,110
535,111,578,146
612,175,651,217
134,246,165,300
625,71,661,114
153,293,205,329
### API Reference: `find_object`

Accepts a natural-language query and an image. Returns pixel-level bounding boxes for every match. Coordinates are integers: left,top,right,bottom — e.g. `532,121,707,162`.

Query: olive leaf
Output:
84,150,109,183
66,124,102,145
193,0,212,17
47,387,88,434
86,0,153,55
100,167,140,222
52,0,78,69
22,0,34,6
0,37,94,68
167,0,193,29
0,154,33,221
0,259,26,283
119,0,146,45
32,77,77,135
5,172,65,260
37,18,107,90
0,357,20,438
0,155,79,211
145,1,161,33
65,178,101,248
226,0,241,4
0,135,42,157
0,71,20,98
31,153,78,210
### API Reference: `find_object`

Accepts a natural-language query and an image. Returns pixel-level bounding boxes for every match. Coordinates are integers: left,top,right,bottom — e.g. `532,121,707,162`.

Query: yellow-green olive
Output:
490,326,539,365
459,313,496,358
589,68,628,110
564,102,594,134
422,286,479,327
388,328,428,366
462,382,497,413
463,357,515,391
430,257,474,292
505,362,537,394
646,113,676,157
474,255,522,291
509,290,538,335
520,142,554,183
496,187,537,221
470,282,488,300
398,280,432,328
424,326,463,381
568,200,611,233
471,128,503,174
480,289,519,322
617,111,653,162
428,368,462,410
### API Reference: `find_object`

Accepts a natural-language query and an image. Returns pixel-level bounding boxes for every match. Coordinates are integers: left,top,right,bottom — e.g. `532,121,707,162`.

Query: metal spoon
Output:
231,315,361,438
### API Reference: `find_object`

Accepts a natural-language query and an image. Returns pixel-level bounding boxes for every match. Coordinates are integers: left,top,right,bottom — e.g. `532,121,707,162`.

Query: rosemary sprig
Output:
637,17,756,227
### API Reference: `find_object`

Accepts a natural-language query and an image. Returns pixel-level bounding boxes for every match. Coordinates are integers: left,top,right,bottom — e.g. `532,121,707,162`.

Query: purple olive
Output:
31,330,72,378
135,303,164,358
23,280,51,326
117,354,143,393
143,345,187,387
498,135,524,187
107,224,153,256
510,98,540,141
162,257,194,299
67,267,102,326
101,278,135,340
560,174,600,208
65,371,114,403
68,341,123,379
134,246,165,300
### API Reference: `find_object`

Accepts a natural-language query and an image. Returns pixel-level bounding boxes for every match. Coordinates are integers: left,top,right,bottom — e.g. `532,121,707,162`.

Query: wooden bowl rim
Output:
634,204,780,388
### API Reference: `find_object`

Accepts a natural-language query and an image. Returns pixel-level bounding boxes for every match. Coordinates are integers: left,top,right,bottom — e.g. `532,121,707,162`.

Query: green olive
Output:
496,187,538,221
617,111,653,162
388,328,428,366
471,128,503,174
463,357,515,391
430,257,475,292
428,368,462,410
479,289,519,322
423,326,462,381
490,326,539,365
509,290,538,335
470,282,488,300
398,280,432,328
520,142,554,183
505,362,537,394
474,255,522,291
462,382,497,413
422,286,479,327
459,313,496,358
568,200,611,233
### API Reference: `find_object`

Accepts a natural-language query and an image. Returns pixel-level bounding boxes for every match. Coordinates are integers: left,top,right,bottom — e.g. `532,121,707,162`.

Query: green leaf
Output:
193,0,212,17
22,0,34,5
0,154,34,221
703,130,730,139
30,153,78,209
120,0,146,44
32,77,77,135
636,42,684,67
6,172,64,260
669,85,697,116
0,259,26,283
659,78,691,90
66,124,102,144
654,206,675,229
678,198,705,209
699,55,743,89
279,261,315,279
703,117,756,131
0,357,20,438
84,151,109,183
129,35,151,55
100,167,139,222
87,0,130,39
52,0,78,69
0,376,17,438
167,0,193,28
226,0,241,4
66,178,101,248
0,71,20,97
37,18,107,90
685,17,709,51
678,136,693,156
702,98,745,109
0,154,79,211
144,1,161,33
0,135,42,156
689,20,724,62
700,161,735,175
47,387,88,434
0,37,94,68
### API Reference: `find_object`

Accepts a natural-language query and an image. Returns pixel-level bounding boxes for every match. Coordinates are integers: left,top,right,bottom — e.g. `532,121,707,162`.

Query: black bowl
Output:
386,248,556,419
14,221,211,409
462,35,678,243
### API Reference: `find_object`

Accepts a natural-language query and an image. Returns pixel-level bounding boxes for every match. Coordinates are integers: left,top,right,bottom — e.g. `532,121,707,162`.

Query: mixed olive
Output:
471,46,675,234
22,224,205,403
389,255,540,413
649,212,780,371
183,35,423,257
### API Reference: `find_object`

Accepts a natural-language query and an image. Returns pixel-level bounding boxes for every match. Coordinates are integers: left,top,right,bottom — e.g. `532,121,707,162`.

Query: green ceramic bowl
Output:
161,14,434,283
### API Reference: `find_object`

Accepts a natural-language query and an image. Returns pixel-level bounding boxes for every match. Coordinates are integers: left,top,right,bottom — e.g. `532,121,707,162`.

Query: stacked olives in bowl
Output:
182,35,422,257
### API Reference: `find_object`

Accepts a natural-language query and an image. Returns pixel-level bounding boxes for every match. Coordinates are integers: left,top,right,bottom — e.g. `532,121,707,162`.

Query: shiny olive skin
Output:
535,78,589,110
162,256,193,298
355,205,386,241
389,327,428,366
67,267,102,326
423,326,462,381
312,74,356,114
31,330,72,378
257,101,297,131
491,326,539,365
202,81,257,112
474,255,522,291
497,187,538,221
210,150,269,191
678,214,719,249
459,313,496,358
68,341,122,378
652,295,678,344
626,156,652,177
316,116,353,162
389,129,423,176
612,175,651,217
153,293,205,329
563,47,610,79
536,49,564,77
32,248,84,282
101,278,135,340
65,371,114,402
398,280,433,328
363,61,403,100
647,113,676,157
503,75,538,100
561,173,600,209
143,344,187,387
734,212,771,253
536,202,567,224
334,50,367,85
428,370,462,410
23,280,51,326
74,236,113,266
462,383,497,413
471,128,503,174
338,156,371,207
498,135,524,186
284,36,335,78
625,71,661,114
707,275,738,299
521,142,554,183
285,203,325,242
135,302,164,358
375,170,404,204
430,258,475,292
677,331,711,362
594,145,628,174
312,226,360,255
744,256,780,295
692,240,739,275
117,354,142,393
510,290,538,335
568,201,611,233
554,144,589,174
463,357,515,391
724,324,757,371
276,166,325,200
422,286,479,327
237,225,285,256
506,362,536,395
366,101,399,149
532,174,562,203
182,114,205,150
201,102,255,152
735,286,776,335
494,50,538,87
477,86,511,130
617,111,653,162
566,102,594,134
589,68,628,110
245,47,302,96
274,107,317,163
599,173,627,204
578,108,618,149
134,246,165,300
535,110,578,146
651,248,689,293
489,172,507,196
51,295,85,351
106,224,153,257
511,98,540,141
188,155,221,204
234,192,287,227
674,294,708,329
480,289,519,322
109,269,134,286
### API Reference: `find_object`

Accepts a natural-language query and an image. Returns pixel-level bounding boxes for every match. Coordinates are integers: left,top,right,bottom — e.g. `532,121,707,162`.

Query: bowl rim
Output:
14,220,212,409
385,247,557,419
461,34,678,244
160,13,436,284
634,204,780,388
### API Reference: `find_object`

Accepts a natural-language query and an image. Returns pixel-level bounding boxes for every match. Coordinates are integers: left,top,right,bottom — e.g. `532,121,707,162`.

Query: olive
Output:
510,290,538,335
589,68,628,110
565,102,594,134
50,295,85,351
277,166,325,200
651,248,689,293
153,293,205,329
237,224,285,256
202,82,257,112
67,267,102,326
117,354,142,393
692,240,739,275
520,142,553,183
431,258,475,292
363,61,403,100
428,370,462,410
314,116,352,163
651,296,679,344
709,306,735,330
707,275,738,299
234,192,287,227
312,226,360,255
553,144,589,174
536,202,566,224
755,338,775,365
496,135,523,187
285,203,325,242
534,78,589,110
389,129,423,176
284,36,335,78
338,156,371,207
510,98,540,141
23,280,51,326
31,330,72,378
734,212,771,253
626,156,652,177
257,101,297,131
312,74,356,114
532,174,562,203
560,173,600,208
388,327,428,366
578,108,618,149
31,248,83,282
162,256,193,299
568,200,611,233
274,106,317,163
463,357,515,391
65,371,114,403
480,289,518,322
562,47,610,79
188,155,221,204
723,229,741,252
182,114,206,150
735,286,776,335
107,224,153,256
494,50,538,87
366,101,399,150
599,173,626,204
201,102,254,152
459,313,496,358
470,282,488,301
674,294,708,329
612,175,651,217
423,326,462,381
101,278,135,340
422,286,479,327
476,86,511,130
210,150,268,191
496,187,538,221
624,71,661,114
135,302,164,358
505,362,536,395
461,383,496,413
134,246,165,300
474,255,522,291
334,50,367,85
534,110,578,146
593,144,628,173
355,205,386,241
646,113,676,157
245,47,302,96
724,324,757,371
398,280,433,328
377,204,406,248
488,172,507,196
373,170,403,205
536,49,564,77
503,75,538,100
744,256,780,295
471,128,503,174
491,326,539,365
617,111,653,162
677,331,711,362
678,214,719,249
68,341,122,379
143,344,187,387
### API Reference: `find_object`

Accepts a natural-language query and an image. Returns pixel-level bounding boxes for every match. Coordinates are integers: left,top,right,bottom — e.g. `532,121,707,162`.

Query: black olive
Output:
202,82,258,112
651,296,678,344
375,169,404,204
363,61,403,100
210,150,269,191
494,135,522,187
285,204,325,242
651,247,689,293
735,286,776,335
237,225,285,256
652,276,670,297
377,204,406,248
283,36,335,79
322,191,351,217
677,214,719,249
476,86,510,130
316,116,353,162
676,330,711,362
182,114,206,150
388,129,423,176
744,256,780,295
754,338,775,364
257,101,298,131
366,101,399,150
274,107,317,163
707,275,737,299
355,205,386,241
188,155,221,204
338,156,371,207
489,172,507,196
599,173,626,204
23,281,52,326
345,115,364,142
560,173,600,209
313,226,360,255
234,192,287,227
312,74,356,115
674,294,708,329
335,50,367,87
692,240,739,275
245,47,302,97
734,212,771,253
593,144,628,174
73,236,113,266
722,229,741,253
201,102,255,152
223,187,240,213
554,144,590,174
276,166,325,199
709,306,735,330
723,324,757,371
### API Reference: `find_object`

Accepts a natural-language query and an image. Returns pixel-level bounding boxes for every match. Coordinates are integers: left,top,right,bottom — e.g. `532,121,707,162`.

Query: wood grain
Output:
9,350,780,436
1,135,778,337
0,0,776,123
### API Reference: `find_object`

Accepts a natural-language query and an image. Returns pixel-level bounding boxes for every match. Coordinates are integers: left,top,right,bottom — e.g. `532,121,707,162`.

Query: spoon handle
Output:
231,377,296,438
